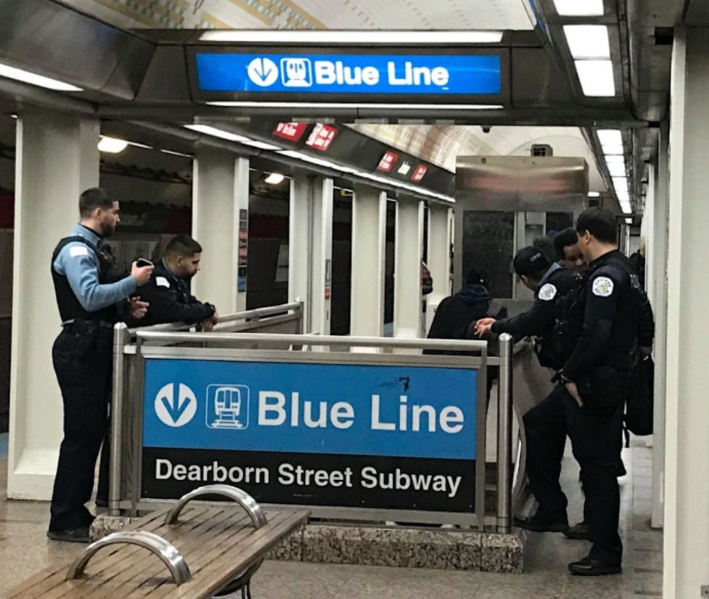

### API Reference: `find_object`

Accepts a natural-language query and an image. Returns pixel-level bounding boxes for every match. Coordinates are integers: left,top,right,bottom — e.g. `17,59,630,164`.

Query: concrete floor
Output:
0,442,663,599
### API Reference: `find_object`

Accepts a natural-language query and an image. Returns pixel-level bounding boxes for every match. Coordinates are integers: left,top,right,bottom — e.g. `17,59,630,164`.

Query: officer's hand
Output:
565,382,584,408
131,262,154,286
200,318,215,333
129,297,149,320
475,318,495,337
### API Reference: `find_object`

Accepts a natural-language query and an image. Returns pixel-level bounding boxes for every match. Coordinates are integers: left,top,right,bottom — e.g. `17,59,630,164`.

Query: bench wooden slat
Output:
4,508,178,599
7,507,307,599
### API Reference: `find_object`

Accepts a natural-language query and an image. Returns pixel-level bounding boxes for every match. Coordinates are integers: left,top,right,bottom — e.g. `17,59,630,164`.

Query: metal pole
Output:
497,333,514,533
109,323,129,516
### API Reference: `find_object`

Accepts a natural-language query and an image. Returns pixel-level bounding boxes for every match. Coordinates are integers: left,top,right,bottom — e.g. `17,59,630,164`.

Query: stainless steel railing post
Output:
109,322,129,517
496,333,514,533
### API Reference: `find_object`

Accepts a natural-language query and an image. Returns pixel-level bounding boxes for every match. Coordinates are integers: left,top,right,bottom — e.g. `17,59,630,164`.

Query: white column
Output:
350,185,387,338
426,205,453,334
664,27,709,598
288,174,333,335
192,150,249,314
394,198,425,339
650,128,669,529
310,177,334,337
8,111,99,500
288,173,312,332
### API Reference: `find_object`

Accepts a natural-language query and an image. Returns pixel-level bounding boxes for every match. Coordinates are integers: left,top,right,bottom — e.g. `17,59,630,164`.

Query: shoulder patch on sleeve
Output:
538,283,558,301
592,276,614,297
156,277,170,288
69,245,89,258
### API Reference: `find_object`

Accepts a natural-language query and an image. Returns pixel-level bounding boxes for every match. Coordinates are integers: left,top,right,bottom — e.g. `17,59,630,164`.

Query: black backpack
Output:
625,353,654,436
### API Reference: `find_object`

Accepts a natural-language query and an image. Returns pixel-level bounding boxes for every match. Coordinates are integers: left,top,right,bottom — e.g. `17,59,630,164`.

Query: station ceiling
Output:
61,0,536,31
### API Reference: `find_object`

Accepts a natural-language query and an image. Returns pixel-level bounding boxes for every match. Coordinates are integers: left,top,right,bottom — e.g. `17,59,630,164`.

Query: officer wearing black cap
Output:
49,188,154,543
475,245,578,351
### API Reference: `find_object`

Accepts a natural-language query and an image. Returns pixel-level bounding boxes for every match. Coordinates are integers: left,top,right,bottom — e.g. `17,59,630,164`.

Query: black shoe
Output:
568,556,622,576
47,527,91,543
514,515,568,533
563,521,591,541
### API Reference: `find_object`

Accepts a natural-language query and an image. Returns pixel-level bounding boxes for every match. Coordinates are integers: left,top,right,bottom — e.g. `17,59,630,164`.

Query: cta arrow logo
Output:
247,58,279,87
154,383,197,428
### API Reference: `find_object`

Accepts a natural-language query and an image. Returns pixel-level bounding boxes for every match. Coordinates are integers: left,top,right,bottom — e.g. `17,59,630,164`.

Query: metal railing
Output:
107,302,548,534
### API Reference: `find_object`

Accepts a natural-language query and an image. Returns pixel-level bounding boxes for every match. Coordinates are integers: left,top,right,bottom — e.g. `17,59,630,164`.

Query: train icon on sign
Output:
281,58,312,87
206,384,250,430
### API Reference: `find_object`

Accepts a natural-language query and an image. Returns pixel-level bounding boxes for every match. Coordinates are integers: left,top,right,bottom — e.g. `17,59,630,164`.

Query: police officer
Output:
474,246,579,358
49,188,153,542
135,235,218,329
519,208,643,576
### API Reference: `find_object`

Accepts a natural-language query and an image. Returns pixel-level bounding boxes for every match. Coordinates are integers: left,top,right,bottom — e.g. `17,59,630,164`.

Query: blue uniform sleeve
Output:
54,243,137,312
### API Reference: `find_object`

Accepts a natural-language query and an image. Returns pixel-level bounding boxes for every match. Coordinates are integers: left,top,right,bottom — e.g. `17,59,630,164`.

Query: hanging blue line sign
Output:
193,52,503,98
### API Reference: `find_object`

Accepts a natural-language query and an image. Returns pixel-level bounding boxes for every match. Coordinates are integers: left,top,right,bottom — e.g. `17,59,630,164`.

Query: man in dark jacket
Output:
426,268,506,353
134,235,218,329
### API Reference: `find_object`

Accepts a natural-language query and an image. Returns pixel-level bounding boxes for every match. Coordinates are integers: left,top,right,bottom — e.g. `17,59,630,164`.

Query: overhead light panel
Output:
598,130,623,146
603,145,624,156
608,163,626,177
200,30,504,44
264,172,285,185
98,136,128,154
125,140,153,150
625,218,633,224
588,191,601,198
277,150,358,173
564,25,610,59
184,124,282,151
604,155,625,164
575,60,615,97
0,62,83,92
161,149,193,158
553,0,604,16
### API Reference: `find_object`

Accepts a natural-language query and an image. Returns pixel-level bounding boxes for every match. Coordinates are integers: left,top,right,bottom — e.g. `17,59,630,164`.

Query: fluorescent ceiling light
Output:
278,150,358,173
603,145,624,155
620,202,632,214
125,140,153,150
625,218,633,224
161,149,193,158
598,129,623,146
575,60,615,97
0,62,83,92
564,25,610,60
264,172,285,185
200,30,504,44
604,155,625,164
184,124,282,151
10,114,17,119
588,191,601,198
608,163,626,177
98,136,128,154
206,101,504,110
613,176,629,189
553,0,604,16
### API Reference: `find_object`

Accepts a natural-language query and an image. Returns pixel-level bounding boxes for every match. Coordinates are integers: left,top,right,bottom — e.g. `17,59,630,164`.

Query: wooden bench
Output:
5,485,309,599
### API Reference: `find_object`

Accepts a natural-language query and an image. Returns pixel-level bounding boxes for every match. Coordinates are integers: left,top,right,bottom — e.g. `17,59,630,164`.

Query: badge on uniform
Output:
156,277,170,288
592,276,614,297
538,283,558,301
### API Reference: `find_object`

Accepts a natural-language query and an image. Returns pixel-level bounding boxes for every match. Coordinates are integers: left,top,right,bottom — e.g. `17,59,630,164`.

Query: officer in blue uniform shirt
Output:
48,188,153,543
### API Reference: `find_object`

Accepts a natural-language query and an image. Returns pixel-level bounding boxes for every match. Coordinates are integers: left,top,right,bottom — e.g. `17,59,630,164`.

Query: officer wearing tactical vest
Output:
48,188,153,543
133,235,218,330
516,207,645,577
474,246,579,358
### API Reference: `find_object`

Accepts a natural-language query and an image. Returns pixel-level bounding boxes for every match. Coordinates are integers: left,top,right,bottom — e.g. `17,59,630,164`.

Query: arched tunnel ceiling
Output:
62,0,535,30
349,124,607,193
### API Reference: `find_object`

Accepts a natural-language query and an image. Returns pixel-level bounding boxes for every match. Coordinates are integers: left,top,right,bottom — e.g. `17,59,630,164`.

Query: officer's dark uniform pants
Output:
524,383,626,565
49,326,113,531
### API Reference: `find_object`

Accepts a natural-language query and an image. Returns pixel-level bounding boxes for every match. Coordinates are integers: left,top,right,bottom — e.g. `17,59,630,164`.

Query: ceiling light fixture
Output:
264,172,285,185
160,149,194,158
604,155,625,164
575,60,615,97
125,140,154,150
206,101,504,110
588,191,601,198
553,0,604,16
603,145,624,156
184,124,282,151
97,136,129,154
608,163,626,177
564,25,610,59
598,129,623,146
625,218,633,224
0,62,83,92
199,30,504,45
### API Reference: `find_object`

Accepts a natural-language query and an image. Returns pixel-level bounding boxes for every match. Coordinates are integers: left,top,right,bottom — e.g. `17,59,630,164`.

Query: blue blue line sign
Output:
195,52,503,97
